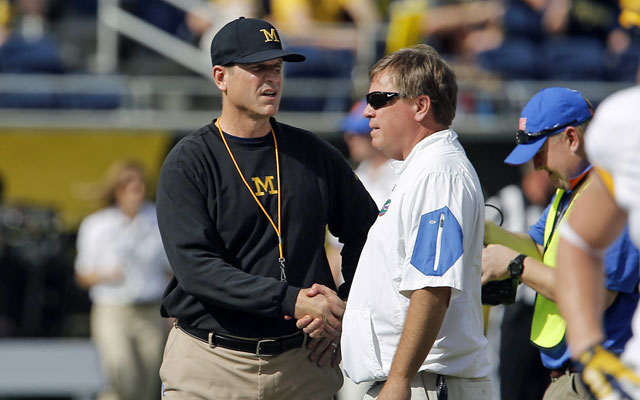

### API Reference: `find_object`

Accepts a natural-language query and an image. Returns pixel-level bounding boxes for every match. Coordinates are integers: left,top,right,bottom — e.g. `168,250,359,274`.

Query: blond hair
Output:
100,160,146,206
370,44,458,126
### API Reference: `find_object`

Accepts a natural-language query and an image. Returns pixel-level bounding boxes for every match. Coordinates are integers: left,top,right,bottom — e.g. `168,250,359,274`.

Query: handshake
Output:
286,283,346,368
292,283,345,340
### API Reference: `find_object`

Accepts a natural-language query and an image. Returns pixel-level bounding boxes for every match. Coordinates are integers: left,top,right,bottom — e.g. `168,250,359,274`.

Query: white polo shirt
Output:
75,202,171,305
342,129,490,383
584,86,640,372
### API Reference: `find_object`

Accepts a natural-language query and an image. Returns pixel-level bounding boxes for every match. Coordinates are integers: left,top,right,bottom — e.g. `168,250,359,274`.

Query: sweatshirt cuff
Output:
283,285,300,317
337,281,351,300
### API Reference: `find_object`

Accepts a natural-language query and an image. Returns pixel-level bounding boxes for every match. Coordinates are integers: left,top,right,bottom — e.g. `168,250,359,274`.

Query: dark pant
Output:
499,301,550,400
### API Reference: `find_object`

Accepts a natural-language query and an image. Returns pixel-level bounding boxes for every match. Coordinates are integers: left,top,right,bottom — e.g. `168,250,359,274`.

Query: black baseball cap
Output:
210,17,306,66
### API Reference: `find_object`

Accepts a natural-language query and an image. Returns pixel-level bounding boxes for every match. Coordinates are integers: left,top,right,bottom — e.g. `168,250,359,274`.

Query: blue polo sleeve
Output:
528,202,552,246
603,226,640,293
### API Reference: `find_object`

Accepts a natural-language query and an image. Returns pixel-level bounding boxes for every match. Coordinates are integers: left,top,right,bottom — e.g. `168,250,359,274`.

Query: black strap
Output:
436,374,448,400
177,321,304,356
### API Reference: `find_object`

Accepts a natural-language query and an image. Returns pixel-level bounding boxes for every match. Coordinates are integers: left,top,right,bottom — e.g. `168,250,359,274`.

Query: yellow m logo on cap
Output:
260,28,280,43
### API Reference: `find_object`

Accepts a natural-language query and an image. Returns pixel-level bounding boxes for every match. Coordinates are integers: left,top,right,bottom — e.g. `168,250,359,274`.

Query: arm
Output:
482,243,555,300
483,243,621,302
379,287,451,400
557,175,640,400
484,220,542,258
75,270,122,289
295,148,377,337
269,0,380,49
74,216,124,289
327,147,379,299
556,175,627,357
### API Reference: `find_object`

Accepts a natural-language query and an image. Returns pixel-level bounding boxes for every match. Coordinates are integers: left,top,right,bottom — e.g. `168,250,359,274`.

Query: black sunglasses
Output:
516,119,577,144
366,91,400,110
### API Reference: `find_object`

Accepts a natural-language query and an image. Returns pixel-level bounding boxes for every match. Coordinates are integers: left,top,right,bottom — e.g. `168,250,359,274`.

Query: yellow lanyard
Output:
215,120,286,281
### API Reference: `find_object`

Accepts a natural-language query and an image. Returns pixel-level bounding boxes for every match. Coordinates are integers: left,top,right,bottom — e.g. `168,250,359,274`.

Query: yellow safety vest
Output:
530,183,587,348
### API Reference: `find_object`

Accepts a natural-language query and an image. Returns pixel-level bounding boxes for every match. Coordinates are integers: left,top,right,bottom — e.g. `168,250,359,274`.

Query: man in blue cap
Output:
481,87,639,399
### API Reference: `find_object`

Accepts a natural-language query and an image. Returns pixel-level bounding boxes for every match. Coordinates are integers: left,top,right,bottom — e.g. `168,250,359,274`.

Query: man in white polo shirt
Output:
341,44,491,399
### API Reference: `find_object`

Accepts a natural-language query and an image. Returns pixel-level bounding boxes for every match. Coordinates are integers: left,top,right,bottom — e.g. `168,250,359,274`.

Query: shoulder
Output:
165,124,212,162
160,124,216,184
274,120,341,154
138,202,158,219
410,150,480,192
78,207,118,232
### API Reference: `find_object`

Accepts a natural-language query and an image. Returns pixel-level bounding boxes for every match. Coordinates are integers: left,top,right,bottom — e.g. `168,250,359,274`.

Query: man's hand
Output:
481,244,518,284
378,377,411,400
292,284,345,339
307,336,341,368
578,345,640,400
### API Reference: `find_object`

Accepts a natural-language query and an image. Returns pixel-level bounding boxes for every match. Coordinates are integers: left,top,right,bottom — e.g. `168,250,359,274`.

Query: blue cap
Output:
504,87,592,165
340,100,370,135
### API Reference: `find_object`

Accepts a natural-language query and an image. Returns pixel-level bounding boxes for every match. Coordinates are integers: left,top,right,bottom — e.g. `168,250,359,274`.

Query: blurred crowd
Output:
0,0,638,110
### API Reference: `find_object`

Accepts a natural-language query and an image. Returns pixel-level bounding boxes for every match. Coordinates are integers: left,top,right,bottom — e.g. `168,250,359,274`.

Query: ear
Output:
414,95,431,122
212,66,228,92
564,126,581,153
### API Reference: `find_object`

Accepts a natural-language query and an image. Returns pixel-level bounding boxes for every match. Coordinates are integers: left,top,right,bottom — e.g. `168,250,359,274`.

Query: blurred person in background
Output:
0,0,8,44
476,0,640,81
482,87,639,400
74,159,171,400
342,99,397,210
269,0,380,51
327,99,396,281
181,0,263,51
0,0,64,74
268,0,381,111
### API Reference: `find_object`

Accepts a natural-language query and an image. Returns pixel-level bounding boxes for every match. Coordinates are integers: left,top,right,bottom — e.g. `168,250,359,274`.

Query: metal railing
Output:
96,0,211,77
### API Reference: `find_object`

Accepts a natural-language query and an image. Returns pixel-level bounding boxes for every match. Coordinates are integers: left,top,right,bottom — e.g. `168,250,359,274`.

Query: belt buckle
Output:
208,332,216,348
256,339,276,356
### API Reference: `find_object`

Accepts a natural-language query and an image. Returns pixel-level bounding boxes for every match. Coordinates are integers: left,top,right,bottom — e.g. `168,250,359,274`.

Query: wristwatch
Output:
508,254,527,279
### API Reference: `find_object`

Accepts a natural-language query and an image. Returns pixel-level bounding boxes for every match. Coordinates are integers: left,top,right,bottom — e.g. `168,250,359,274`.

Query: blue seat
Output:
280,46,354,112
541,37,605,80
0,34,64,74
476,38,538,79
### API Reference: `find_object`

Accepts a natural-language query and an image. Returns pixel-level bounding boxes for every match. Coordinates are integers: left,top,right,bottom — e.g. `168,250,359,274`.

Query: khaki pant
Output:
91,303,167,400
364,370,491,400
543,371,589,400
336,367,374,400
160,324,343,400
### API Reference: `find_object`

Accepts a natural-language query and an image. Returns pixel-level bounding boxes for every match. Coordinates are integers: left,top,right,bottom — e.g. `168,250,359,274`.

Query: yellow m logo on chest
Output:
251,176,278,196
260,28,280,43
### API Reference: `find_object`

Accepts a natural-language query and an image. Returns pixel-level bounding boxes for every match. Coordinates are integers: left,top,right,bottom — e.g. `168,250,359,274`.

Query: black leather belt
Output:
177,321,305,356
549,362,580,381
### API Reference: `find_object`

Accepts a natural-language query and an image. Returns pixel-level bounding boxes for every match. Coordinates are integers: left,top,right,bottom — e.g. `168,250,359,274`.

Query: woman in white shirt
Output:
75,160,171,400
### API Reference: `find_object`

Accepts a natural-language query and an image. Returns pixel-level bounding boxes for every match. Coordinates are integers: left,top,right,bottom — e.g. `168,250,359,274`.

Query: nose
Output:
363,103,374,119
265,67,281,83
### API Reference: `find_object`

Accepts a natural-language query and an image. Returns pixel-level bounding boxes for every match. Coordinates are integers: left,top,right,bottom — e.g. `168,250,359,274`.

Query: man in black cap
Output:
155,17,378,399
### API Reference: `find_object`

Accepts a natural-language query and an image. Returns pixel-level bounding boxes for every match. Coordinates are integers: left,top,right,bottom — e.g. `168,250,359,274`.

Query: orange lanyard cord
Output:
215,120,286,278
